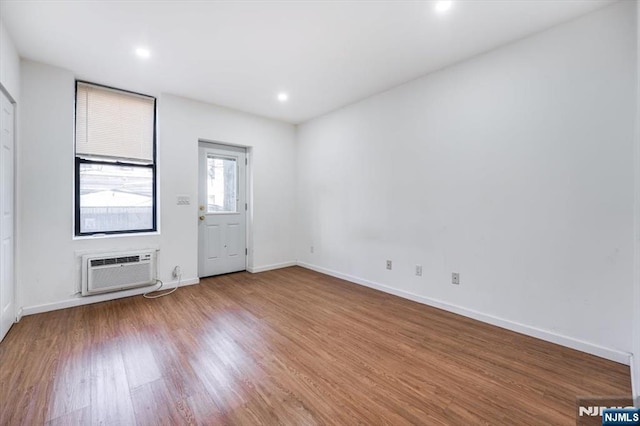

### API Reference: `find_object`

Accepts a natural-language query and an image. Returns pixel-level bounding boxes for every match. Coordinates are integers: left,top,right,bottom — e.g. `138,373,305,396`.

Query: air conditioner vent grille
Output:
91,255,141,267
91,263,152,291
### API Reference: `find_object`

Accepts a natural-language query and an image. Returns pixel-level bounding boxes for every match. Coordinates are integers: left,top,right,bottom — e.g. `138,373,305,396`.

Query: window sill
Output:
73,231,160,241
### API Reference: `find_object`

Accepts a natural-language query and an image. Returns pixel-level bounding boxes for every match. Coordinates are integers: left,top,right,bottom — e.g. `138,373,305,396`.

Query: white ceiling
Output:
1,0,615,124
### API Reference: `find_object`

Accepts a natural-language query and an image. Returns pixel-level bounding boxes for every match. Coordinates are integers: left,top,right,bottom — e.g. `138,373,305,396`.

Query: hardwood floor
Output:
0,266,631,425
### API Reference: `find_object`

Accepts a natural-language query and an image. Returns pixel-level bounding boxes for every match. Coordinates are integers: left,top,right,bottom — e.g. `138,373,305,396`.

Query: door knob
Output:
199,215,205,221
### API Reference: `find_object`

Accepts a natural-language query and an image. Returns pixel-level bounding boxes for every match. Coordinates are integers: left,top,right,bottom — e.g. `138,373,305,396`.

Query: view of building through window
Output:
207,156,237,213
79,162,153,233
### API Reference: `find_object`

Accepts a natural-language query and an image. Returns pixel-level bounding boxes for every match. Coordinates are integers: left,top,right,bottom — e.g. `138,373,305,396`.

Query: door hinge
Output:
245,203,247,211
245,158,247,165
245,248,248,256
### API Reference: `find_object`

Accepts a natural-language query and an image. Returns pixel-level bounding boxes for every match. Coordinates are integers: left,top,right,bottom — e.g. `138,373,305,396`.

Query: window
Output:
75,82,156,235
206,155,237,213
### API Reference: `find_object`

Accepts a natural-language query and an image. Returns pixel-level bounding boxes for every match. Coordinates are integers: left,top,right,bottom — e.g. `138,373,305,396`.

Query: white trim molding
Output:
20,277,199,317
247,261,297,274
298,262,631,365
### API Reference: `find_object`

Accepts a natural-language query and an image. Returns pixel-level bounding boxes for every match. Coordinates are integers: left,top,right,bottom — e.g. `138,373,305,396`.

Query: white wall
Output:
18,61,161,311
17,61,296,312
0,19,20,101
633,0,640,406
296,1,636,362
159,94,297,274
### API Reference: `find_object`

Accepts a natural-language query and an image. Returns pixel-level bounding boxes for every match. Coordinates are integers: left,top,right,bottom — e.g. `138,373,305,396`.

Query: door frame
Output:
197,139,253,276
0,84,17,340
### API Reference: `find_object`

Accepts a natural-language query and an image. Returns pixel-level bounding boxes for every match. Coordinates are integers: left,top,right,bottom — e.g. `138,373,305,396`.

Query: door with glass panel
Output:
198,143,247,277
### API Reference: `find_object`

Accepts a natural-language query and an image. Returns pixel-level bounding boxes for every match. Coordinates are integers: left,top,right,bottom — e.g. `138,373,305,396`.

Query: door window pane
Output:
207,156,237,213
79,162,153,233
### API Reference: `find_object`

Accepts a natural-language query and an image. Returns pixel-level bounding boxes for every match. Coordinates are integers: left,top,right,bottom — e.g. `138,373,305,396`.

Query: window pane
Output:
79,163,153,233
207,156,237,213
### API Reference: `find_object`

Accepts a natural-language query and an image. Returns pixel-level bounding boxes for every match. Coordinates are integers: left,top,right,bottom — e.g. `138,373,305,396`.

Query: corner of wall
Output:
633,0,640,407
0,19,20,101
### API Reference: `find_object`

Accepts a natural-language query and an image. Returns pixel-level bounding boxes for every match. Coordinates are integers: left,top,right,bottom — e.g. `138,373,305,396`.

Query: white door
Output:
198,143,247,277
0,90,15,341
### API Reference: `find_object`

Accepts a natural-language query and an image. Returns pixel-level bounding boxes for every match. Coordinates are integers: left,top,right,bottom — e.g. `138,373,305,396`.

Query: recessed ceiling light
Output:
277,92,289,102
435,1,453,13
135,47,151,59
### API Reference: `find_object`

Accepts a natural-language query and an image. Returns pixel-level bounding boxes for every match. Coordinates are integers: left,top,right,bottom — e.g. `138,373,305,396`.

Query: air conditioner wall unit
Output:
82,250,157,296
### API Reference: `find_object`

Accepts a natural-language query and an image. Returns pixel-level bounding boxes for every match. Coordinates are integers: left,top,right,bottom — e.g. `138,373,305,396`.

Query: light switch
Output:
176,195,191,206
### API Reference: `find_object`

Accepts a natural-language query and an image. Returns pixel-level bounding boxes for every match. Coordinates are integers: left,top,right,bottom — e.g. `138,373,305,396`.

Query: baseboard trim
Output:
297,262,631,366
248,261,297,273
20,277,200,317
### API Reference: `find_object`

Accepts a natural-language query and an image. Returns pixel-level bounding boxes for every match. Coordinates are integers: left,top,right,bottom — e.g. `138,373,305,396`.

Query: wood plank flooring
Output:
0,266,631,425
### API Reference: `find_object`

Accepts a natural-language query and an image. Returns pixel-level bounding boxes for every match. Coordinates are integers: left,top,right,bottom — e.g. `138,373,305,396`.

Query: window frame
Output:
74,80,157,236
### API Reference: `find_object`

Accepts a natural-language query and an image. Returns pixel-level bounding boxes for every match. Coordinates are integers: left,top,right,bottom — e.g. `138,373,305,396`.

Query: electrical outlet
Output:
172,266,181,279
386,260,392,270
310,246,314,254
416,265,422,276
452,272,460,285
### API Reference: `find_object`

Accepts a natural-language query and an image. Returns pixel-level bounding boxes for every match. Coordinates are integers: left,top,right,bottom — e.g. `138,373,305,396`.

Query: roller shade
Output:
75,82,155,163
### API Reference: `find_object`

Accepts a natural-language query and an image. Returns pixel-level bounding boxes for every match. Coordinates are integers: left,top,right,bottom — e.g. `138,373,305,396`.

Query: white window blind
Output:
75,82,155,163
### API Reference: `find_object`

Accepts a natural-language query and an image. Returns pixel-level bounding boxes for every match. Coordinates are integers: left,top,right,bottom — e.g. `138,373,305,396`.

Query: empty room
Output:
0,0,639,424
